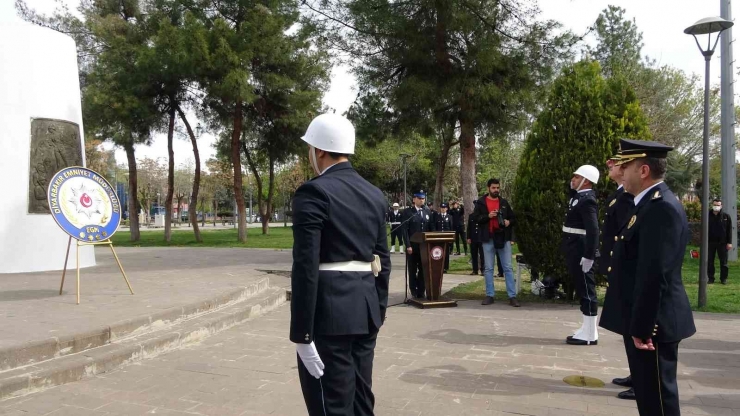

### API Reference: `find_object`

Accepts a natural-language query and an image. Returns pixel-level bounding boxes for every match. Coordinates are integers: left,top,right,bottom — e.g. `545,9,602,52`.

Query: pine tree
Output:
513,60,650,289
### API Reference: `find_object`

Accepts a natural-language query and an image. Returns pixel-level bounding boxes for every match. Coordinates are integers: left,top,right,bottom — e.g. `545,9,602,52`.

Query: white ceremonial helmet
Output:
301,113,356,155
392,203,399,207
574,165,600,185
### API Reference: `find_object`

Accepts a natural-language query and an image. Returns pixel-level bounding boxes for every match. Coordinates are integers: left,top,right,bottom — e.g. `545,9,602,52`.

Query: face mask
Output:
713,206,722,212
570,178,585,191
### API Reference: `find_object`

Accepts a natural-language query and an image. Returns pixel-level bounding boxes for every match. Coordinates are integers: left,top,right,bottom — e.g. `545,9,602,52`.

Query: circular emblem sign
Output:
47,167,122,242
431,246,443,260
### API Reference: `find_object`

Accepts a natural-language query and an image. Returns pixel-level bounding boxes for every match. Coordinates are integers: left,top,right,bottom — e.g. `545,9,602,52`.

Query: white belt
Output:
562,226,587,235
318,255,382,277
390,222,401,225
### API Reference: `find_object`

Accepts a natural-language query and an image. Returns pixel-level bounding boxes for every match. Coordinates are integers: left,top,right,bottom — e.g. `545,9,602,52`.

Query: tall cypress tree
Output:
513,60,650,286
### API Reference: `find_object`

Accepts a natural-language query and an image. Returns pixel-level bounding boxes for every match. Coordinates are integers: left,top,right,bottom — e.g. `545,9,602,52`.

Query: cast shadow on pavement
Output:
420,328,565,347
0,290,63,302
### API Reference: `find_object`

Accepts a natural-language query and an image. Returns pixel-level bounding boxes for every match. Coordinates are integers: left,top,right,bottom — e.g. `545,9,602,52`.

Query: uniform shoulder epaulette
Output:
651,190,662,201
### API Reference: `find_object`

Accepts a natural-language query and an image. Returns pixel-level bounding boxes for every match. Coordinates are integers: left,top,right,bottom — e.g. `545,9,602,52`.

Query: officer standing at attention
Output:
388,202,404,254
435,202,454,272
403,191,435,298
598,156,636,400
604,139,695,416
708,197,733,284
562,165,600,346
290,114,391,416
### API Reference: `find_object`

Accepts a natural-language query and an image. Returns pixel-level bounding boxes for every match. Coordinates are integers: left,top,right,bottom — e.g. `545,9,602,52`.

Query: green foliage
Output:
683,201,702,223
513,60,650,281
591,6,643,78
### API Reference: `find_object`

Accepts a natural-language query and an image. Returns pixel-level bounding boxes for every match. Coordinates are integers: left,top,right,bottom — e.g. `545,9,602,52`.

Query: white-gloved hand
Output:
296,342,324,379
580,257,594,273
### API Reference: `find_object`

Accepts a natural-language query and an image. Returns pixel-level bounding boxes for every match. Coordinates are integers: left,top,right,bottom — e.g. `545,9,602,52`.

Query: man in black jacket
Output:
598,157,636,400
466,212,485,275
604,139,696,416
472,179,519,307
450,200,467,255
403,191,436,298
708,198,733,284
562,165,600,346
290,114,391,416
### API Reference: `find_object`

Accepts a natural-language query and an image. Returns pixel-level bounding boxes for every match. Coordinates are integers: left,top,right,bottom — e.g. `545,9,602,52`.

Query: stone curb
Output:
0,284,287,400
0,278,271,373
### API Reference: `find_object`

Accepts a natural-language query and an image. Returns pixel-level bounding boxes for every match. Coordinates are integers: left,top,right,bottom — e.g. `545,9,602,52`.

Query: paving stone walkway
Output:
2,253,739,416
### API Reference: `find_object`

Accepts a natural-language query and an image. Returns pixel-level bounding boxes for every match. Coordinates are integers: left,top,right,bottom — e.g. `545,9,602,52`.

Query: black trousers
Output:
565,251,598,316
708,242,729,283
454,228,467,254
298,332,378,416
390,225,402,247
470,242,484,274
408,244,425,298
625,336,681,416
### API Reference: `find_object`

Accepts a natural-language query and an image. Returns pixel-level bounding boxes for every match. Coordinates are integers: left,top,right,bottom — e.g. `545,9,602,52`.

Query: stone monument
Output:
0,21,96,273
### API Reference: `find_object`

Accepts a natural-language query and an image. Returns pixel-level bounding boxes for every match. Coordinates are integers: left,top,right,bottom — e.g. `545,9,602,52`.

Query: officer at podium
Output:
435,202,454,272
290,114,391,416
403,190,435,298
603,139,695,416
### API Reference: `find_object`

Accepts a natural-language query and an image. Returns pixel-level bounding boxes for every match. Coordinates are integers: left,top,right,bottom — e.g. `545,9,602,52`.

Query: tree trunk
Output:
124,141,140,242
262,155,276,235
164,104,176,242
231,101,247,242
242,141,265,235
177,105,202,243
459,114,477,228
433,142,452,207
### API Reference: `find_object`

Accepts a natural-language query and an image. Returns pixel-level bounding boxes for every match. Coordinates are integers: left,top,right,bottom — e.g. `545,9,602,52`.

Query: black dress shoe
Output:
481,296,494,305
565,337,597,346
470,272,478,275
708,279,715,284
721,280,727,285
617,388,636,400
612,375,633,388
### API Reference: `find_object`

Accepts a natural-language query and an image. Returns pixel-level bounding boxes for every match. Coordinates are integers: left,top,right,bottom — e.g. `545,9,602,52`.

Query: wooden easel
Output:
59,236,134,304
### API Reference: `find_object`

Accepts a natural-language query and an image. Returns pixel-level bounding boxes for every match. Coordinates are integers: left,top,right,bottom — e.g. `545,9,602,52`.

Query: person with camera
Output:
472,179,519,307
450,200,467,256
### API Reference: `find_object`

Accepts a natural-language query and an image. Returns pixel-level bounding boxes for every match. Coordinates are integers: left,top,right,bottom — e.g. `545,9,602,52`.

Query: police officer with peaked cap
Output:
290,113,391,416
403,190,435,298
562,165,601,346
602,138,696,416
598,155,637,400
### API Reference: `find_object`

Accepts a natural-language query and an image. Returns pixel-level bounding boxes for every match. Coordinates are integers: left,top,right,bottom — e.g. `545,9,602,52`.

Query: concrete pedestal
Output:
0,22,95,273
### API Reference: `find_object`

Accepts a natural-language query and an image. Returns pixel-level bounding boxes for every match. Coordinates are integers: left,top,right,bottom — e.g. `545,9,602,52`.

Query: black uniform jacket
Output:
388,210,403,224
402,206,436,247
708,211,733,244
289,162,391,344
472,196,516,246
450,206,465,230
598,187,634,275
561,189,599,260
599,182,696,342
466,213,482,244
435,212,454,232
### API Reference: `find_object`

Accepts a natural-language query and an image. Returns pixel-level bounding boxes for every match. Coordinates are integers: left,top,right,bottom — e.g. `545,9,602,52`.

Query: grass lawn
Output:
111,226,294,249
446,246,740,314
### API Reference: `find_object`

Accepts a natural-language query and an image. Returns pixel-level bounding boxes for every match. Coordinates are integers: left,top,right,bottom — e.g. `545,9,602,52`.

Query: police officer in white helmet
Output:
290,113,391,415
562,165,601,346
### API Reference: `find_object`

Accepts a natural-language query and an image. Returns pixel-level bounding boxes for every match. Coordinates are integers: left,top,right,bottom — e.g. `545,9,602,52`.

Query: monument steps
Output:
0,278,287,400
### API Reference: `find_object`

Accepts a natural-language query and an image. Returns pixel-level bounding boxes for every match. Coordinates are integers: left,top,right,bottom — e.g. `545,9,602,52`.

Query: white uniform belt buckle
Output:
562,226,587,235
319,255,382,277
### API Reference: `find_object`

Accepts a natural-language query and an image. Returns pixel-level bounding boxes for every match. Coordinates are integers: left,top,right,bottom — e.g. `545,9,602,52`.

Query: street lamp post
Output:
685,17,734,308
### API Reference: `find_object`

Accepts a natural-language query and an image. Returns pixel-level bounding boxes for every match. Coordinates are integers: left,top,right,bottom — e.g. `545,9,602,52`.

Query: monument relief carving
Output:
28,118,83,214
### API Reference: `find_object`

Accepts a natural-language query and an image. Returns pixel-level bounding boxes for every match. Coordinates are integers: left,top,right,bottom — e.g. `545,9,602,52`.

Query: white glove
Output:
296,342,324,379
580,257,594,273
